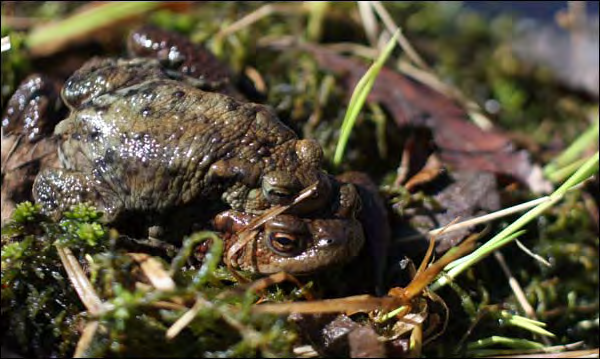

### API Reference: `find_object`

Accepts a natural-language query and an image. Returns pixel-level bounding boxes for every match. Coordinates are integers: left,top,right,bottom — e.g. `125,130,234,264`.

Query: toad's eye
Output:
262,171,300,205
267,232,303,257
264,187,293,204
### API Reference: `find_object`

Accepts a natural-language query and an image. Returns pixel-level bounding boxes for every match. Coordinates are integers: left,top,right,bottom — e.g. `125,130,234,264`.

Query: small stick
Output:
217,3,297,39
128,253,176,292
73,320,100,358
166,296,207,340
56,245,104,315
494,252,537,320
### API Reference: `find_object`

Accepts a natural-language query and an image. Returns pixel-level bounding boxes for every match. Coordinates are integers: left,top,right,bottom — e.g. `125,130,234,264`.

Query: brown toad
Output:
33,57,335,225
213,176,366,274
26,27,376,275
210,172,388,278
1,60,365,275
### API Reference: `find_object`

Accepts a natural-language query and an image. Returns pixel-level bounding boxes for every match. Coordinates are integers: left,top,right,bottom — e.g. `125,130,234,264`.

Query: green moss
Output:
2,203,299,357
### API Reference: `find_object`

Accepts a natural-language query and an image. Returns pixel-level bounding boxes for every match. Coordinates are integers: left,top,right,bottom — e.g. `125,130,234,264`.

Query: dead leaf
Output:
303,45,551,193
348,326,386,358
397,170,500,253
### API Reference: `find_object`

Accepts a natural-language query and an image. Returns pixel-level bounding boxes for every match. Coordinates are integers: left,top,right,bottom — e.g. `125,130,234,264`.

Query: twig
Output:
216,3,297,39
166,296,207,339
293,345,319,358
398,60,494,130
486,347,599,358
493,252,538,321
357,1,379,47
369,1,431,71
128,253,176,292
55,245,104,315
56,245,106,356
73,320,100,358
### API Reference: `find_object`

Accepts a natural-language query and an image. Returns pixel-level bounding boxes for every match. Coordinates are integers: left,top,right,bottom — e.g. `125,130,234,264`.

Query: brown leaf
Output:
397,170,501,253
348,326,386,358
305,45,550,193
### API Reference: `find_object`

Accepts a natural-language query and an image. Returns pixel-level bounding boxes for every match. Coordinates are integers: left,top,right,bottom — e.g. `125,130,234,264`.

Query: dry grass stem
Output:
492,348,599,358
247,271,314,301
369,1,430,71
515,239,552,267
128,253,175,292
398,60,494,130
493,252,539,322
359,2,496,131
55,245,104,315
422,187,584,240
166,296,208,340
151,301,187,311
293,344,319,358
216,3,298,39
357,1,379,47
73,320,100,358
253,294,404,315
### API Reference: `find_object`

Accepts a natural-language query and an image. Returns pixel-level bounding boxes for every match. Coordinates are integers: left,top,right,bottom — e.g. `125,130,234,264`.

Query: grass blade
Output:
544,115,599,182
431,151,599,291
333,29,399,166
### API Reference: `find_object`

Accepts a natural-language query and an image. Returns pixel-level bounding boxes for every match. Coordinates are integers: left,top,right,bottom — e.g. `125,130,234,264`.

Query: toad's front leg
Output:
33,168,121,221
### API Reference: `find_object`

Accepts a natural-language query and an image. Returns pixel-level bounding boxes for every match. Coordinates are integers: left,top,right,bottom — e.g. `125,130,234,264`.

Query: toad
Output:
9,26,385,275
211,171,389,278
32,57,335,227
213,174,369,274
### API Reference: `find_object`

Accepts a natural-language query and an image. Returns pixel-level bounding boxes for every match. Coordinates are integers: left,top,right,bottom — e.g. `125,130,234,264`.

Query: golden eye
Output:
267,232,301,257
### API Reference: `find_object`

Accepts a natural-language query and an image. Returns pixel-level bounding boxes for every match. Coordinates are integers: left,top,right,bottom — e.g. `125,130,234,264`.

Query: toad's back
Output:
57,77,298,216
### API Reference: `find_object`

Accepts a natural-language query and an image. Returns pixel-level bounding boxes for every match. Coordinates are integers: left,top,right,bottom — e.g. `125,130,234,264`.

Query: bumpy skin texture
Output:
238,215,364,275
214,179,365,274
2,74,65,142
127,25,236,95
31,45,369,274
2,74,63,224
33,58,330,224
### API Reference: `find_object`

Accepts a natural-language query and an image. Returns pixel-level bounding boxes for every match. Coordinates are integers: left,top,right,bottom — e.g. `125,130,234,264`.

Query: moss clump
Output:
2,204,298,357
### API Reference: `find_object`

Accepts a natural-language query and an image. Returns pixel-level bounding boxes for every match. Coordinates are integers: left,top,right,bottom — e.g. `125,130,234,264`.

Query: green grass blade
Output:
431,151,599,291
333,30,399,166
500,312,555,337
26,2,163,50
467,336,545,350
544,115,599,182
